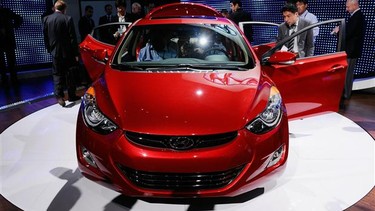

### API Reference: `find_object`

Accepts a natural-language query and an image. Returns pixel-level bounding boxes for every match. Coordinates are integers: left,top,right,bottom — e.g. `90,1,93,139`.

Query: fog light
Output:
81,146,97,168
266,145,285,168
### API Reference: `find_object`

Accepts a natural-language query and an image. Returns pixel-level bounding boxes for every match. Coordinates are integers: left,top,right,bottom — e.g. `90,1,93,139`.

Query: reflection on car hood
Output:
104,70,260,135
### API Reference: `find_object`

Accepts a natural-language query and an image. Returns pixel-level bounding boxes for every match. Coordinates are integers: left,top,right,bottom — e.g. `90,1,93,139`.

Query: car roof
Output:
136,3,232,26
145,3,223,19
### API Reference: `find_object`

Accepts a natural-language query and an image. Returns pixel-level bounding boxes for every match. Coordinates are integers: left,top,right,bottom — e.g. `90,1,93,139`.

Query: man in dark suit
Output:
277,3,314,58
113,1,131,39
99,4,116,25
43,0,80,107
0,4,22,84
343,0,366,100
114,1,130,22
78,5,95,42
332,0,366,109
229,0,253,42
128,2,144,22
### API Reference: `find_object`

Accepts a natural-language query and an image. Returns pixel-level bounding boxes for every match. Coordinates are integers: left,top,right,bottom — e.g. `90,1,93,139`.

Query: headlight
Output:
82,87,118,134
246,86,282,134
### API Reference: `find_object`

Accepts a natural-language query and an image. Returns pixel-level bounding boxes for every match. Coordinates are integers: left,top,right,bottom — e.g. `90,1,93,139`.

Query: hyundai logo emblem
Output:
169,137,195,150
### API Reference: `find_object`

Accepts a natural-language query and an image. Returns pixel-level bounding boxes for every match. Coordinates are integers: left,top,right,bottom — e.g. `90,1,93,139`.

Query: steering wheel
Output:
203,47,229,57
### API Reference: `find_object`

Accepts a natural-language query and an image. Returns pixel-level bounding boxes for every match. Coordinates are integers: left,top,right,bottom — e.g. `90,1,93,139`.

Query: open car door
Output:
241,19,347,120
80,22,131,82
239,21,279,60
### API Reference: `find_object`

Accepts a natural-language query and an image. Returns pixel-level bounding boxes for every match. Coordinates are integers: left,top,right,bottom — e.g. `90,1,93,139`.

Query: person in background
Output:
115,1,130,22
129,2,144,22
296,0,319,42
220,9,229,18
0,3,23,85
178,36,196,58
333,0,366,108
113,1,130,39
229,0,253,42
99,4,115,25
43,0,80,107
137,34,163,62
277,3,314,58
138,30,177,61
78,5,95,42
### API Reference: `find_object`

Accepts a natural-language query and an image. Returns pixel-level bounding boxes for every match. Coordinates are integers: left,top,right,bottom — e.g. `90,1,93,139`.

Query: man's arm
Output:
277,25,284,42
308,13,319,38
42,16,51,52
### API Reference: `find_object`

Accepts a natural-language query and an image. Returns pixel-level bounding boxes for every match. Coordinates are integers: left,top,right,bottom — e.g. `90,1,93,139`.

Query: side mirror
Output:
92,49,109,63
267,51,297,65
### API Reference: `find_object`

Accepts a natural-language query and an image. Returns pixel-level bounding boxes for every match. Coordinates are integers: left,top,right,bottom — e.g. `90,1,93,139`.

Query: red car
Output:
76,3,346,197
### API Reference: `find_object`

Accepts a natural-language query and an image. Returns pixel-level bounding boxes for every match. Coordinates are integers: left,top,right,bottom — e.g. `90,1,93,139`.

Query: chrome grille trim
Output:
117,165,244,190
125,131,238,150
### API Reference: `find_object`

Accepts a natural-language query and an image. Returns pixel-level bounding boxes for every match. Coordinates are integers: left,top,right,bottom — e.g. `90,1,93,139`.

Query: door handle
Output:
328,65,345,73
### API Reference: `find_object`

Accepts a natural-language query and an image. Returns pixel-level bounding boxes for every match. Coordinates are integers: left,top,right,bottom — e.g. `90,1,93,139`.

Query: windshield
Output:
112,23,255,71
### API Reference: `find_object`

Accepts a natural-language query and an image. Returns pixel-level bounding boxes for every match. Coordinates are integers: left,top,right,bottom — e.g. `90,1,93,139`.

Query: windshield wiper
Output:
111,63,248,72
176,64,248,71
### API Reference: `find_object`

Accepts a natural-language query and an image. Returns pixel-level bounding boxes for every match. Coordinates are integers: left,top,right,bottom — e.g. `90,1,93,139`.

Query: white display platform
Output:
1,104,374,211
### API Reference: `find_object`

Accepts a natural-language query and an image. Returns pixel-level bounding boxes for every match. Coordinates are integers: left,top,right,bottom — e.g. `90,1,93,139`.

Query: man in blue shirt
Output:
138,32,177,61
296,0,319,43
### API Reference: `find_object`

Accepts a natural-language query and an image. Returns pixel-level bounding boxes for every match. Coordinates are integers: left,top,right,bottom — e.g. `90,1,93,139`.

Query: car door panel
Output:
241,19,347,119
80,35,114,82
262,52,347,119
79,23,131,82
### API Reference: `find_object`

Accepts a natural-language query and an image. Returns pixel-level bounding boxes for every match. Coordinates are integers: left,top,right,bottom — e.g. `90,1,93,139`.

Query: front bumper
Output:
76,109,289,197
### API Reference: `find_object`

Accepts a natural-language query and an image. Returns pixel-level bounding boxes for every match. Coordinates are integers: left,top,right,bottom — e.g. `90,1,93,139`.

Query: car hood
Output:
104,70,261,135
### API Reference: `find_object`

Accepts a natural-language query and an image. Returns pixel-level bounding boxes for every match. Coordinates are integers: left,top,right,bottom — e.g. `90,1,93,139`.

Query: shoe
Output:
68,95,81,102
57,97,66,107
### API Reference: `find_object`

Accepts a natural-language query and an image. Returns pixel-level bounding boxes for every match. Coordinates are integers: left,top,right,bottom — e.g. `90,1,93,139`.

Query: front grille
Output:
125,131,238,150
117,165,244,190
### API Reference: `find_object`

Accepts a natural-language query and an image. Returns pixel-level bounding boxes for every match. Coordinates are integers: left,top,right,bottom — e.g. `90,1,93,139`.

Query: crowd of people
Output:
42,0,150,107
0,0,367,109
227,0,365,108
276,0,365,109
78,1,151,42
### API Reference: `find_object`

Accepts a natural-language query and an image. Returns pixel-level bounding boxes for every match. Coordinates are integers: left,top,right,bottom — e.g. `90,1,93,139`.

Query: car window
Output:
239,21,279,46
91,22,132,45
112,23,255,70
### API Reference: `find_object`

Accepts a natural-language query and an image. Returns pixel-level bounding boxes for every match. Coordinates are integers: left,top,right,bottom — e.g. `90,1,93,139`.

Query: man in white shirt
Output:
296,0,319,42
113,1,130,39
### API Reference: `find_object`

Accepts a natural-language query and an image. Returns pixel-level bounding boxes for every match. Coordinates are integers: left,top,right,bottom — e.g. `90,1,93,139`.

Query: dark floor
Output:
0,75,374,211
0,75,54,109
